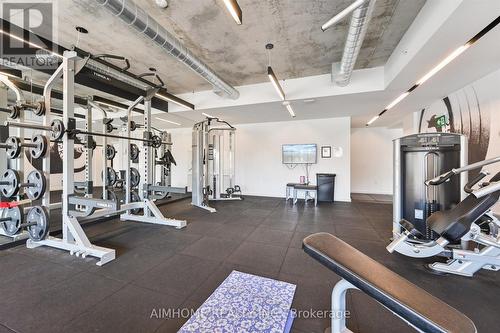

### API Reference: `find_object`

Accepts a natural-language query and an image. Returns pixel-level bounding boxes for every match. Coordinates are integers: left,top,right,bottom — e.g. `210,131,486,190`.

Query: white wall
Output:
351,127,403,195
169,117,352,202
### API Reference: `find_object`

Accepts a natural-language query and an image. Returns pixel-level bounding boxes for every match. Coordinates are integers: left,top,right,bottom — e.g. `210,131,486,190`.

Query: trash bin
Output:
316,173,336,202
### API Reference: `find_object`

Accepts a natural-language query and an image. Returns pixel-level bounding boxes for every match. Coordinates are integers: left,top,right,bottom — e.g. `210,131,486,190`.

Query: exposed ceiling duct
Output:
332,0,376,87
95,0,240,99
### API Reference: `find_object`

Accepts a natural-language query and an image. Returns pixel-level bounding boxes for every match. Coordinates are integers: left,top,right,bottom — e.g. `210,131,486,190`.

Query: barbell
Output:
0,205,49,241
2,101,46,119
6,120,165,148
0,135,48,159
0,169,47,200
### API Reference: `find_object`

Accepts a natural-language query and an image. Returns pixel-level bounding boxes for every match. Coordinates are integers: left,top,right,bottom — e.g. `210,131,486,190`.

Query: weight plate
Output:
102,166,117,186
0,169,20,198
130,143,140,160
5,136,21,159
26,206,49,241
105,123,114,133
101,189,117,202
25,170,47,200
1,206,23,236
130,191,141,215
34,101,46,116
50,119,65,140
130,120,137,132
151,135,162,148
9,105,20,119
30,134,48,159
105,144,116,160
130,167,140,188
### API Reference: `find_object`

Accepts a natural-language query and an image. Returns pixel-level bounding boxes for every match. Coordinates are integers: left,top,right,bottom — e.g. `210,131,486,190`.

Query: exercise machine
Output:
192,117,241,212
393,133,467,240
388,156,500,277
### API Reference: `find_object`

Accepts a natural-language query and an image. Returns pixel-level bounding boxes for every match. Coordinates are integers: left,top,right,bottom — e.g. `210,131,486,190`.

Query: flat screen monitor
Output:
282,144,317,164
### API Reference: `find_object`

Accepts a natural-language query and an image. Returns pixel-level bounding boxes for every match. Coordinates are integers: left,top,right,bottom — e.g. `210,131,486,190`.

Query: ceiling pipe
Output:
95,0,240,100
332,0,376,87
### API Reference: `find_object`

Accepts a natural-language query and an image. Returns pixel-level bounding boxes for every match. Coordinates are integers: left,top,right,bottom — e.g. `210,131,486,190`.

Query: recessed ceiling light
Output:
303,99,315,103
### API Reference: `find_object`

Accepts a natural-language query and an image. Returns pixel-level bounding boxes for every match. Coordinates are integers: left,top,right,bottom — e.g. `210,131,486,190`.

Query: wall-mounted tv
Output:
282,144,317,164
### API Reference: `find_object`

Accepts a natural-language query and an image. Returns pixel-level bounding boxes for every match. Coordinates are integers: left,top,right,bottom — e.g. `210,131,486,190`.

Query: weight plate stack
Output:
130,167,140,188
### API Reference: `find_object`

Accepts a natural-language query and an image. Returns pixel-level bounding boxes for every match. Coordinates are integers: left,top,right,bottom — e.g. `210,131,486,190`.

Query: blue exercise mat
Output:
179,270,296,333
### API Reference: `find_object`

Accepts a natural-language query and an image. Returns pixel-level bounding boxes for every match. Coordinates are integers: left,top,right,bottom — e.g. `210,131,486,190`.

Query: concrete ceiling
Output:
48,0,425,94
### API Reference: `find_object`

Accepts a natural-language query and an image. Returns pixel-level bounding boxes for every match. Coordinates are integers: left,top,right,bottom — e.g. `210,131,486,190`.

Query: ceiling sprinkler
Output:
155,0,168,8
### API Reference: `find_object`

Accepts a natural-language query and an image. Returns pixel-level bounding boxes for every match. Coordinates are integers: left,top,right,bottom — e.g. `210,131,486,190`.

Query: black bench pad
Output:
303,233,476,333
294,184,317,190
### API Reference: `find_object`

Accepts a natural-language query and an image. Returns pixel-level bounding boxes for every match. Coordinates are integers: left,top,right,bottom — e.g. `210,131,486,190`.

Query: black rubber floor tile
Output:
180,236,240,261
334,224,382,242
205,222,256,241
227,214,266,226
261,218,299,231
0,271,125,333
140,230,203,253
62,284,184,333
247,225,294,247
226,241,287,275
0,324,14,333
0,253,81,300
280,248,338,281
295,221,336,234
241,207,273,218
181,221,225,235
87,245,175,282
289,231,314,249
132,254,221,298
349,290,415,333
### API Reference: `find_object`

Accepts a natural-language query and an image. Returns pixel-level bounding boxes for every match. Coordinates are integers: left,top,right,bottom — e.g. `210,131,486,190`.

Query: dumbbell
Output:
0,205,49,241
0,135,48,159
0,169,47,200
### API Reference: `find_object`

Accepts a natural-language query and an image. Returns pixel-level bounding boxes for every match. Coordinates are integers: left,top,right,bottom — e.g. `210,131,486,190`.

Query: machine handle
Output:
426,170,455,186
464,171,489,193
91,54,130,71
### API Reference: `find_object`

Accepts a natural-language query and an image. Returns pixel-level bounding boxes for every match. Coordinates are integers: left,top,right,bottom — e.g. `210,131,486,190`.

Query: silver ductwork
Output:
95,0,240,99
332,0,376,87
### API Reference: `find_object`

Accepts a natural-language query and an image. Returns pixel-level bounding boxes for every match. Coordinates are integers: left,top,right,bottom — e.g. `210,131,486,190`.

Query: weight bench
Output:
293,184,318,206
303,233,476,333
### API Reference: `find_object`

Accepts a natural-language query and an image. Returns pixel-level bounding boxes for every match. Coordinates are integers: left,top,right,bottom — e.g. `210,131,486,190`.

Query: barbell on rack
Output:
5,120,164,147
0,169,47,200
0,205,49,241
0,135,48,159
0,101,46,119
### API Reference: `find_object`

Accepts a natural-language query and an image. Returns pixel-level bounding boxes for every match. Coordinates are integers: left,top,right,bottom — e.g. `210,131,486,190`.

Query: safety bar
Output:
471,180,500,199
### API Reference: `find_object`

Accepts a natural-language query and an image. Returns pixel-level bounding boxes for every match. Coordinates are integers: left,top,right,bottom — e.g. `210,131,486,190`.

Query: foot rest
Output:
179,271,296,332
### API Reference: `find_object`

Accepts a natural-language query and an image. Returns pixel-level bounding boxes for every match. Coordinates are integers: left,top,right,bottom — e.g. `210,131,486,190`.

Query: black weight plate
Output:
1,206,23,236
26,206,49,241
9,105,20,119
130,167,140,188
130,143,140,160
34,101,46,116
0,169,20,198
102,167,117,186
151,135,162,148
5,136,21,159
30,134,48,159
105,144,116,160
25,170,47,200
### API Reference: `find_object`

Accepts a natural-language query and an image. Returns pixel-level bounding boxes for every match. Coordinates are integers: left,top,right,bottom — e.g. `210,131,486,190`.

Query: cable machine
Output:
192,117,241,212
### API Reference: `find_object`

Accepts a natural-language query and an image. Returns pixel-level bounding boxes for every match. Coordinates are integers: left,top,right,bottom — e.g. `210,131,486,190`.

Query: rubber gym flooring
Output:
0,196,497,333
